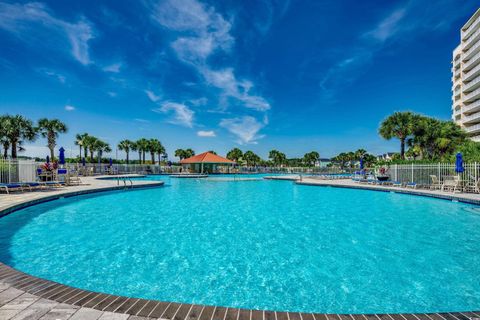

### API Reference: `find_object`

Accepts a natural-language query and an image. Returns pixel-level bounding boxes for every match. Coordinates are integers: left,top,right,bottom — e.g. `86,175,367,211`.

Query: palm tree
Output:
409,117,466,160
227,148,243,162
84,135,99,162
184,148,195,158
303,151,320,167
148,139,162,164
92,139,111,163
175,149,186,160
379,111,416,159
136,138,150,164
243,150,260,166
0,116,10,158
155,142,166,164
354,149,367,160
75,133,90,159
37,118,68,161
3,115,36,158
118,139,134,164
268,150,286,166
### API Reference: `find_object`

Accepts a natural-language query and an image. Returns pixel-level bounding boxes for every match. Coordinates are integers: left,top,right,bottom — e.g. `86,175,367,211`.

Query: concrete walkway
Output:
296,178,480,204
0,175,163,215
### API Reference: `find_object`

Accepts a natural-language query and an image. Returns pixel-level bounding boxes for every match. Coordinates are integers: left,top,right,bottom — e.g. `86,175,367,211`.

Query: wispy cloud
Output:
102,63,122,73
197,130,216,137
220,116,266,144
153,101,194,127
363,8,406,42
38,68,66,83
319,0,475,102
145,89,162,102
134,118,150,123
64,105,75,111
0,2,94,65
150,0,270,113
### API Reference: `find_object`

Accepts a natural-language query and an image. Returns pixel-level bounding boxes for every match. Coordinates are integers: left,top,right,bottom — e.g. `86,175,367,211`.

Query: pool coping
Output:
295,180,480,205
1,180,480,319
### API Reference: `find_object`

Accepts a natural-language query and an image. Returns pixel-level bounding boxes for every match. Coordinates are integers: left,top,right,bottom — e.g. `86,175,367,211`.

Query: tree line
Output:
0,115,67,160
378,111,474,162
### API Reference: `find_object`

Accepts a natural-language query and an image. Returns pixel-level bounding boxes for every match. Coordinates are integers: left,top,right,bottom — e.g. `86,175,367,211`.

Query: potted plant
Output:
377,166,390,181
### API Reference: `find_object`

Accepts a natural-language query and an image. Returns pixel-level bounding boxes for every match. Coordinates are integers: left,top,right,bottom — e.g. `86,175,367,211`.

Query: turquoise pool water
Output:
1,175,480,313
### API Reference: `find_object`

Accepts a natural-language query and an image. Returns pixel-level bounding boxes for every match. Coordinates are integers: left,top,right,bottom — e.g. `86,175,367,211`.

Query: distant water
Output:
1,175,479,313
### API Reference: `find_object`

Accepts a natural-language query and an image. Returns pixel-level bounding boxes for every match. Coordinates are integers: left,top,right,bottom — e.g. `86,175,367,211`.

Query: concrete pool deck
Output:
1,175,480,319
296,178,480,204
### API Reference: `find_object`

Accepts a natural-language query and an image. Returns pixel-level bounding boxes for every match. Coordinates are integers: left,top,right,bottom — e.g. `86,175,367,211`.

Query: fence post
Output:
476,162,478,183
8,159,11,184
411,163,414,182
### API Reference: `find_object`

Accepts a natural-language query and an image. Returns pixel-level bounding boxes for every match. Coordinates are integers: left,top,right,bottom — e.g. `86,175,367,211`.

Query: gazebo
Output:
180,152,235,174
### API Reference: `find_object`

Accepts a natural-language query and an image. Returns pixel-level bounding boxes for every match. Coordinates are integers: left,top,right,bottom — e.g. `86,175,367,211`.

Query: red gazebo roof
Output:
180,152,235,164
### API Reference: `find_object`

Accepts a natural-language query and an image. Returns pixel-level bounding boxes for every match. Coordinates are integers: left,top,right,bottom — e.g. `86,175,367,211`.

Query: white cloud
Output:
102,63,122,73
364,9,406,42
39,69,66,83
151,0,270,113
197,130,216,137
64,105,75,111
201,67,270,111
134,118,150,123
190,97,208,106
220,116,265,144
0,2,94,65
145,89,161,102
107,91,117,97
153,102,194,127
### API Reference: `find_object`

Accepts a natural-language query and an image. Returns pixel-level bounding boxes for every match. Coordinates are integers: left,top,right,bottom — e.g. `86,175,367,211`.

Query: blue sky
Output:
0,0,478,160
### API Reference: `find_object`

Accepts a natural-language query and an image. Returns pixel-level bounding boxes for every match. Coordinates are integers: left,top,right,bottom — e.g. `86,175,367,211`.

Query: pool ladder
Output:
117,177,133,189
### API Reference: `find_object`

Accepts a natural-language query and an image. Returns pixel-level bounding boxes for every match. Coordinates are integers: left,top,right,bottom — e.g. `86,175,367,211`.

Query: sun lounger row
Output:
0,181,66,194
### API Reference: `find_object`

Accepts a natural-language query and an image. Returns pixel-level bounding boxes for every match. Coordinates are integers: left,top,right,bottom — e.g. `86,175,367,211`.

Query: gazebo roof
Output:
180,152,235,164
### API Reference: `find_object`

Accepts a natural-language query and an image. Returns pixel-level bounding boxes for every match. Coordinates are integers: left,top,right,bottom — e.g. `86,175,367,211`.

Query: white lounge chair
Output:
429,175,442,190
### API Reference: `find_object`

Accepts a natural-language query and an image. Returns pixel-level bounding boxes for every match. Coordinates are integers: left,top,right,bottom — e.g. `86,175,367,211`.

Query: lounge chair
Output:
464,178,480,193
392,181,403,187
20,182,46,191
0,183,24,194
429,175,442,190
442,176,460,193
405,182,418,189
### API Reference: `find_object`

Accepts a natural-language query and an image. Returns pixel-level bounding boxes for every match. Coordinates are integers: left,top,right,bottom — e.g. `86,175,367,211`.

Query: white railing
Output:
463,99,480,113
461,112,480,123
465,122,480,133
462,63,480,81
464,40,480,60
464,87,480,102
0,158,37,183
464,50,480,70
463,17,480,40
463,27,480,50
385,163,480,185
464,75,480,92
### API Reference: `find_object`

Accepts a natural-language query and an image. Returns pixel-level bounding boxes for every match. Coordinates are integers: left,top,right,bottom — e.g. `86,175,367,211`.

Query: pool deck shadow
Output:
1,176,480,319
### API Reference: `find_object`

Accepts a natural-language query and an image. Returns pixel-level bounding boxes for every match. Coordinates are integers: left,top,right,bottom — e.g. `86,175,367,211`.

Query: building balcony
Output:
464,76,480,92
463,50,480,71
462,112,480,124
464,40,480,61
464,122,480,134
464,99,480,114
462,14,480,40
463,27,480,51
462,63,480,82
464,88,480,103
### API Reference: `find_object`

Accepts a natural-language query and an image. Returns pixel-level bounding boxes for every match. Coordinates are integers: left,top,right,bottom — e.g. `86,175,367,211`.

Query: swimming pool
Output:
1,175,479,313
